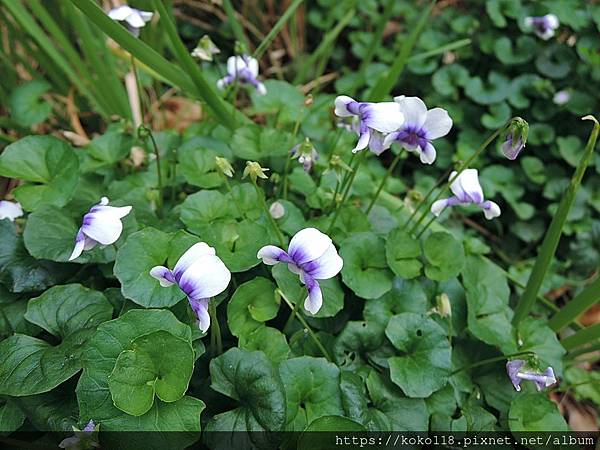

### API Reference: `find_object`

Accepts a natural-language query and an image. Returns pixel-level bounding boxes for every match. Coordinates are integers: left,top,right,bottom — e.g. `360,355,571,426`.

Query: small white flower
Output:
382,96,453,164
524,14,559,40
217,56,266,95
334,96,405,154
269,201,285,219
430,169,501,220
257,228,343,315
0,200,23,222
553,90,570,105
69,197,132,261
108,5,153,37
150,243,231,332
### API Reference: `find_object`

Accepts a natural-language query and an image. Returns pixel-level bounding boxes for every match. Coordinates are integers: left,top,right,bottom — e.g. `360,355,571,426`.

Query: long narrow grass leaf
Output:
222,0,252,50
253,0,305,60
548,277,600,331
513,117,600,325
561,323,600,351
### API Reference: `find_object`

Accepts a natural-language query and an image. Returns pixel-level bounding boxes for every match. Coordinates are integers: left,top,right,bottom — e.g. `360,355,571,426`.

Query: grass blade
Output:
513,116,600,325
253,0,305,60
222,0,251,50
368,0,435,101
561,323,600,351
548,277,600,332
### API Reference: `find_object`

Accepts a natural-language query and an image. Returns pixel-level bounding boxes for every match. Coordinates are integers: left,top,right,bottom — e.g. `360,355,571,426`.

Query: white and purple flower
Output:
217,56,267,95
430,169,501,220
69,197,132,261
524,14,559,40
0,200,23,222
150,242,231,332
501,133,525,160
382,96,453,164
59,419,99,450
257,228,343,315
506,360,557,392
108,5,153,37
334,96,405,154
290,139,319,172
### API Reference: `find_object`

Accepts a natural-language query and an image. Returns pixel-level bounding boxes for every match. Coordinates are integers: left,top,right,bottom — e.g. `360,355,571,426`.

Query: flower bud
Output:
242,161,269,183
501,117,529,160
436,293,452,318
191,35,220,62
215,156,235,178
269,201,285,219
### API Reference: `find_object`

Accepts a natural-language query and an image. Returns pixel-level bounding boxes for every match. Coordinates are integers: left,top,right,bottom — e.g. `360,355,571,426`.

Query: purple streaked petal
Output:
149,266,176,287
288,228,332,265
352,124,370,153
257,245,291,265
368,131,387,156
178,254,231,300
449,169,484,204
480,200,501,220
334,96,359,117
302,243,343,280
217,74,235,90
361,102,405,134
506,360,525,391
501,134,525,160
418,142,437,165
81,212,124,245
173,242,216,280
303,277,323,315
82,420,96,433
189,298,210,332
383,131,400,150
69,230,87,261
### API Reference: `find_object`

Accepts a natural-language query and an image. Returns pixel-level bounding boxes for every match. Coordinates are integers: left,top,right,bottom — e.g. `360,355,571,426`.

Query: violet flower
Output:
290,138,319,172
108,5,153,37
150,242,231,332
334,96,405,154
501,133,525,160
217,56,266,95
257,228,343,314
59,420,98,450
0,200,23,222
69,197,132,261
524,14,559,40
430,169,501,220
506,360,557,392
383,96,453,164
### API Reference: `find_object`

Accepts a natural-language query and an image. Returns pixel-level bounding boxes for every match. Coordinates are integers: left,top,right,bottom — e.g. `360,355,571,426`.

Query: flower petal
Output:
394,96,427,128
108,5,133,21
69,231,87,261
189,298,210,332
247,57,259,78
368,131,388,156
125,11,146,28
383,131,399,150
352,125,370,153
334,95,357,117
430,199,449,217
226,56,238,76
179,254,231,300
81,213,124,245
288,227,332,265
362,102,404,133
303,243,343,280
304,278,323,315
506,360,525,391
0,200,23,221
150,266,176,287
423,107,453,140
257,245,290,265
418,142,437,164
450,169,484,204
545,14,559,29
139,11,154,22
173,242,216,279
256,82,267,95
481,200,501,220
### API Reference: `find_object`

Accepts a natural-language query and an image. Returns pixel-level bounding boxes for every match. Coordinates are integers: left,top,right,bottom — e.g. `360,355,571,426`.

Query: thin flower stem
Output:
282,154,292,200
209,300,222,356
450,351,536,376
327,151,355,213
170,148,177,206
277,289,333,362
328,151,365,233
145,129,163,216
408,123,509,235
415,215,437,238
282,294,303,334
223,176,245,218
251,179,286,247
130,54,144,126
403,166,453,229
365,150,403,215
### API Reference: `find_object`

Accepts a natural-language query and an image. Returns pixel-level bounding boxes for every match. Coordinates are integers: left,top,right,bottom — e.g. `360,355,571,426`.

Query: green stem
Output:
415,214,437,238
403,166,453,228
222,0,251,50
283,296,302,334
277,289,333,362
548,276,600,332
282,154,292,200
223,176,245,218
251,179,286,247
450,351,536,376
368,0,435,102
408,123,509,235
328,151,365,233
365,150,403,215
145,129,163,216
130,54,144,124
170,148,177,205
253,0,305,59
209,300,222,356
513,117,599,325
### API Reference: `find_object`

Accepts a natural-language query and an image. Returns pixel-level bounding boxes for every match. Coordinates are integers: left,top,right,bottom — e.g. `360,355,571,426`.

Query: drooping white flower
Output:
191,35,220,62
430,169,501,220
69,197,132,261
217,56,267,95
150,243,231,332
257,228,343,315
382,96,453,164
524,14,559,40
290,138,319,172
506,360,557,392
108,5,153,37
334,96,405,154
501,134,525,160
0,200,23,222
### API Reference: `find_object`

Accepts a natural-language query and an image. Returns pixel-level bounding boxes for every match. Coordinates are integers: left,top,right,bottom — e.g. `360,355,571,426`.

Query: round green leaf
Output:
340,232,393,299
279,356,344,431
227,277,279,338
0,136,79,211
180,190,235,226
239,326,291,363
231,125,292,160
109,330,194,416
114,228,195,307
385,313,452,398
422,232,465,281
464,72,510,105
209,348,286,431
297,416,365,449
178,145,222,188
385,229,422,279
509,393,569,432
